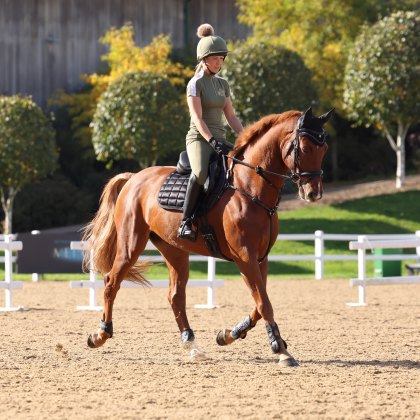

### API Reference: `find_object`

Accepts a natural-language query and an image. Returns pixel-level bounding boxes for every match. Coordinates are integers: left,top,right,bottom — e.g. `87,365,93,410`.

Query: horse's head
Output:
283,107,332,202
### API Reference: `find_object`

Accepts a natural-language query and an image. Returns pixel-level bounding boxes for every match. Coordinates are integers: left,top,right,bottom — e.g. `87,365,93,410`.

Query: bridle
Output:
227,114,327,188
289,113,327,183
224,114,327,262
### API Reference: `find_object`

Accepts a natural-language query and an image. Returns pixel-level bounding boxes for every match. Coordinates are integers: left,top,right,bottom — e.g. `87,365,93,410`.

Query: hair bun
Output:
197,23,215,38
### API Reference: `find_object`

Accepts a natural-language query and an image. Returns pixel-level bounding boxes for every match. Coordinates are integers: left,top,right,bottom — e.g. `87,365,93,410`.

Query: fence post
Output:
416,231,420,257
4,235,13,308
0,235,24,311
356,235,367,306
194,257,218,309
31,230,42,282
315,230,324,280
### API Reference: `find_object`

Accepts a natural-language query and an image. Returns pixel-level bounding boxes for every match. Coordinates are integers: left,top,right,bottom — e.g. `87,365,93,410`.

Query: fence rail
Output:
347,233,420,306
68,231,420,310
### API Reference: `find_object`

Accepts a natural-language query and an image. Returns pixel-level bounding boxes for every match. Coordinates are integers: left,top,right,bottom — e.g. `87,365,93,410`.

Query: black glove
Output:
209,137,233,155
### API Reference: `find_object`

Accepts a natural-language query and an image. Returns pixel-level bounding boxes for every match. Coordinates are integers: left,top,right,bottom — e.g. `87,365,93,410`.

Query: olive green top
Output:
186,70,230,145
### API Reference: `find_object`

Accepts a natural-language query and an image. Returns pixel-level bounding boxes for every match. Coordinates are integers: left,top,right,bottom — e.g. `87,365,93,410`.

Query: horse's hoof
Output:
216,329,235,346
87,334,96,348
190,348,209,361
278,356,299,367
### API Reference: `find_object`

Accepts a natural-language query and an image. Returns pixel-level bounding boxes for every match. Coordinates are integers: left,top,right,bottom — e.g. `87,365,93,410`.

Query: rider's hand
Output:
209,137,233,155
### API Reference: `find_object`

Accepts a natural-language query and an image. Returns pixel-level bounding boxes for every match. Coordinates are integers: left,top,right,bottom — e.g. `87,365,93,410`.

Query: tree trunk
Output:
382,122,409,189
395,122,409,189
0,188,17,234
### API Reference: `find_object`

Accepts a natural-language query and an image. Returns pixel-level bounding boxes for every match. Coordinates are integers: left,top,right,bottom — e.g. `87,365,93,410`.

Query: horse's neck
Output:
235,131,288,192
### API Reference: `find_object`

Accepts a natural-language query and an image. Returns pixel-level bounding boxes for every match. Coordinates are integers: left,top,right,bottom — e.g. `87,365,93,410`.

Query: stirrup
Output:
177,218,197,242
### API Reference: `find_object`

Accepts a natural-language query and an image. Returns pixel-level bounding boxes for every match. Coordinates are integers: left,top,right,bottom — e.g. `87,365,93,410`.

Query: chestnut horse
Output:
83,107,332,366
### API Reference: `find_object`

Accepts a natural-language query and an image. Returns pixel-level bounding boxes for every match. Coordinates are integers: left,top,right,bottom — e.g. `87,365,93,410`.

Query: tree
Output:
222,41,318,126
343,10,420,188
236,0,418,112
91,72,188,168
52,23,192,157
0,96,58,233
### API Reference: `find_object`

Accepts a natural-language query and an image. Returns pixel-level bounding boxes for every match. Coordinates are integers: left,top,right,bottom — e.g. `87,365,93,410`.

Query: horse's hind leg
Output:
151,238,208,360
88,224,150,349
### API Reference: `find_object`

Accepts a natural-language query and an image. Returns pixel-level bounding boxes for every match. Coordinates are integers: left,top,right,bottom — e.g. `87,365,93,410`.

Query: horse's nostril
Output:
307,192,317,201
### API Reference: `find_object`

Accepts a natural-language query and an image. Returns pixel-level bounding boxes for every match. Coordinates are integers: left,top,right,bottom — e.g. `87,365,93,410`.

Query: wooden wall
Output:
0,0,250,106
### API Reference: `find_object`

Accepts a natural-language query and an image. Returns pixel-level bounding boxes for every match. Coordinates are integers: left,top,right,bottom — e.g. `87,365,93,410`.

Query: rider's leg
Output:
178,139,214,240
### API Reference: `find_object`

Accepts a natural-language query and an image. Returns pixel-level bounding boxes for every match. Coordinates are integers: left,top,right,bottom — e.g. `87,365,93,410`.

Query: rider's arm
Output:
187,96,213,142
224,96,244,135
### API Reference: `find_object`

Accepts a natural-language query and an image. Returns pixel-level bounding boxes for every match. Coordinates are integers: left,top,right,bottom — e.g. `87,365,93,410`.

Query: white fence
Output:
69,241,223,311
347,233,420,306
69,231,420,310
0,235,24,311
2,231,419,311
274,231,419,280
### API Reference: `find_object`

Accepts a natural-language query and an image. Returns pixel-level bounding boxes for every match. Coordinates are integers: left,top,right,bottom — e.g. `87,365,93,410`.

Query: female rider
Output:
177,23,243,240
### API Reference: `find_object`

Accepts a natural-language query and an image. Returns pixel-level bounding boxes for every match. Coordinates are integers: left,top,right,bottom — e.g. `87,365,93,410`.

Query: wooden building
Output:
0,0,250,106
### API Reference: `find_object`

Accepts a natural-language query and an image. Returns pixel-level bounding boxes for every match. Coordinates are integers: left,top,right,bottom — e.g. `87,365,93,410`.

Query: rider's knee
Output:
194,170,207,186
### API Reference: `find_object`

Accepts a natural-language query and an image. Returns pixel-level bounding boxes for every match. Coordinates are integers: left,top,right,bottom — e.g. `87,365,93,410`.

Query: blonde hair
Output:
195,61,206,75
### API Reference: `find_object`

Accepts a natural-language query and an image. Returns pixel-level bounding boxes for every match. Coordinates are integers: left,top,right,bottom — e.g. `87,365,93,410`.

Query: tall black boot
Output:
177,174,202,241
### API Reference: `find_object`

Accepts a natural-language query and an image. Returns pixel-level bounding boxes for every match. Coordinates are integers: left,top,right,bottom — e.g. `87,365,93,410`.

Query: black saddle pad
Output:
158,155,227,214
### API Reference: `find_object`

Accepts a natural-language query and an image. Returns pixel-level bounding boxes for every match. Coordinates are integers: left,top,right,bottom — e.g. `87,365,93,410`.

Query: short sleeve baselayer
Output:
186,70,230,146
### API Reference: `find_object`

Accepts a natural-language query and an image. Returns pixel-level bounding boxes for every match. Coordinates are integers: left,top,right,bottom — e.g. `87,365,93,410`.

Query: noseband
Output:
290,114,327,183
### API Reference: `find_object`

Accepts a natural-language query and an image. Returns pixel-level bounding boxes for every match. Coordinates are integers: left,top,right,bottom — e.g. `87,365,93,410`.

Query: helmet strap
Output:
204,59,218,75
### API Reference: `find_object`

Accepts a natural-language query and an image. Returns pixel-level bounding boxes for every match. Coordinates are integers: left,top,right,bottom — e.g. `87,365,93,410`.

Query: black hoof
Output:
87,334,96,348
216,330,227,346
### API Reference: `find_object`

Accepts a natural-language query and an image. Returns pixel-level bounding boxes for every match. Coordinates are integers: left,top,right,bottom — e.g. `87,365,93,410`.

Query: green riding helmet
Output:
197,35,228,61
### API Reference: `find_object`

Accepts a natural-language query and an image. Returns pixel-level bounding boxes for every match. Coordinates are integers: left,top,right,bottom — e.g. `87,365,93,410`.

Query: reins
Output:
224,115,327,263
225,156,283,263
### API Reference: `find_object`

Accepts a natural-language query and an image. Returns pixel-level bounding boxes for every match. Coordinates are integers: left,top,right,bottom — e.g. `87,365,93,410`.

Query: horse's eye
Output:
302,146,310,154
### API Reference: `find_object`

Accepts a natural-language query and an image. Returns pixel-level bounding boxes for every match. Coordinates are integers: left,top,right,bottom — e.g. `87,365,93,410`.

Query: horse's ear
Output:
302,107,313,126
318,108,334,126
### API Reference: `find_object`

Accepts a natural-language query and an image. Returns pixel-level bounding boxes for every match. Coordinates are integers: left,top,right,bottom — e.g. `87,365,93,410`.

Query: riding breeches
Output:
186,139,216,185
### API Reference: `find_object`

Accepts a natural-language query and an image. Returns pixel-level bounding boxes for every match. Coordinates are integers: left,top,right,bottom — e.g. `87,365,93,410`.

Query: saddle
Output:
158,151,227,215
158,151,230,260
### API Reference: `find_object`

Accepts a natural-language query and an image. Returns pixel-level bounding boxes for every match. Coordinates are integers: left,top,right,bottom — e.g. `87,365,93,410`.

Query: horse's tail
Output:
82,172,150,285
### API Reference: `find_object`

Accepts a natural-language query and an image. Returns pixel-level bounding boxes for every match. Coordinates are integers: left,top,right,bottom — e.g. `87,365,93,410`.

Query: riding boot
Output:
177,174,202,241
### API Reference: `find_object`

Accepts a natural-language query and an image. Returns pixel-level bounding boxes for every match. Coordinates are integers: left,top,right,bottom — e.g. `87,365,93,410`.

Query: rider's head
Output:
196,24,228,75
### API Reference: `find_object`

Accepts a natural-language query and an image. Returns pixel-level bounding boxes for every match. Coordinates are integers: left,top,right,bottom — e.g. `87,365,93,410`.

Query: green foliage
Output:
0,95,58,232
13,175,93,232
0,96,57,191
344,10,420,129
52,23,192,160
236,0,418,112
91,72,188,168
222,41,318,125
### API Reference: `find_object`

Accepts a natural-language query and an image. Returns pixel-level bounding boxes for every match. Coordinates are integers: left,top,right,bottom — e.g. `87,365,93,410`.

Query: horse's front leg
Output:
215,258,268,346
217,257,298,366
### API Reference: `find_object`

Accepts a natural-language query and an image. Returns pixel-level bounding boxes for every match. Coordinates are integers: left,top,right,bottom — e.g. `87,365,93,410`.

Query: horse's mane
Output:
233,110,301,155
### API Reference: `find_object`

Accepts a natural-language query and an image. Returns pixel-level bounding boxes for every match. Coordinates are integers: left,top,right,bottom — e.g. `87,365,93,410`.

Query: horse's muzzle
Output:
299,182,323,202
